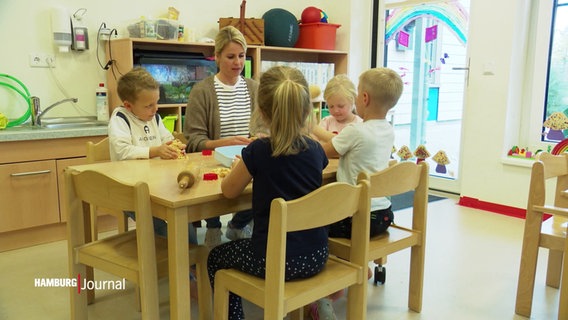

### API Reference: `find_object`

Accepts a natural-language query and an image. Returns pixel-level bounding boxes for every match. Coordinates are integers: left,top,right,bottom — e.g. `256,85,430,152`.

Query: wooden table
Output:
66,152,337,319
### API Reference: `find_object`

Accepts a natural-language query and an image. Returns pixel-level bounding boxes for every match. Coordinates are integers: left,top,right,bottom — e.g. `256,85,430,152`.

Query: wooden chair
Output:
86,137,129,240
65,168,212,319
515,152,568,319
173,131,188,144
213,180,371,320
329,161,429,312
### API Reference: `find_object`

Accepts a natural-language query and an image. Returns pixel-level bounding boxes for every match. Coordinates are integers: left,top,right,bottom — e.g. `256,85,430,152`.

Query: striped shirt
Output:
214,76,251,138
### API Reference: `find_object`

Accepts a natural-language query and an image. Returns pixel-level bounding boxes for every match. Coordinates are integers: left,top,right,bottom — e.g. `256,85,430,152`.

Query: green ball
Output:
262,8,299,47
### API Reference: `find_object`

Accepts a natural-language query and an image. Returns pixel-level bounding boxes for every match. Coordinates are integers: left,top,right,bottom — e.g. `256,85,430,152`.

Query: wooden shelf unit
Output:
106,38,348,132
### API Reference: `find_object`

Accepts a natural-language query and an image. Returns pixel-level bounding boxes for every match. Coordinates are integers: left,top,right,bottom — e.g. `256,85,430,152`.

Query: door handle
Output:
452,58,470,86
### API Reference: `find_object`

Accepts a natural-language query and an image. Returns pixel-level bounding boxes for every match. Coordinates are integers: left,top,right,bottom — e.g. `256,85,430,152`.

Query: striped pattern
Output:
215,77,251,138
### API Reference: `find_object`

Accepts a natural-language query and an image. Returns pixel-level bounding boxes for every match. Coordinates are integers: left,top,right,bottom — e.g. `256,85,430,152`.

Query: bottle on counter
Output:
96,82,109,121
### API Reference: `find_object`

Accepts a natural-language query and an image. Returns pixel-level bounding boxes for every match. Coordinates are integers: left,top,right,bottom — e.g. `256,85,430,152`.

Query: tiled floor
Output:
0,196,560,319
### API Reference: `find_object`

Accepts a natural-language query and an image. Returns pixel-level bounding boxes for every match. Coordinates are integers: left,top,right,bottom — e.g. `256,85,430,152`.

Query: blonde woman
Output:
183,26,258,248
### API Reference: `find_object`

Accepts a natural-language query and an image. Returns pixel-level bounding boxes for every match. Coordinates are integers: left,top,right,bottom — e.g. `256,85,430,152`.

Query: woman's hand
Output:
223,136,252,146
206,136,252,149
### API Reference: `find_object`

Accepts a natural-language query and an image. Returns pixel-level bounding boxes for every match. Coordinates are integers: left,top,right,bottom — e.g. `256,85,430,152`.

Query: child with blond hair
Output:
208,66,329,320
311,67,404,319
319,74,363,134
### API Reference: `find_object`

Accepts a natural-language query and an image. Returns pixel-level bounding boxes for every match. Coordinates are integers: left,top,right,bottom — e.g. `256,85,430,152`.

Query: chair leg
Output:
118,213,129,233
138,273,160,319
86,266,95,304
408,245,425,312
559,238,568,319
545,249,562,288
346,282,367,319
374,256,387,265
69,265,88,320
213,273,230,320
134,286,141,312
195,254,213,320
90,206,99,241
515,213,543,317
289,308,304,320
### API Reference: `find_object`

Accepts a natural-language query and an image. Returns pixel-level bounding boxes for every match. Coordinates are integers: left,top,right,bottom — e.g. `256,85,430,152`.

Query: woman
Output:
183,26,257,249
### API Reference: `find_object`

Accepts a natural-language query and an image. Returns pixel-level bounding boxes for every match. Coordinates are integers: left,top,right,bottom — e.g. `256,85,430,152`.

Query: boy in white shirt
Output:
311,67,404,319
108,67,197,245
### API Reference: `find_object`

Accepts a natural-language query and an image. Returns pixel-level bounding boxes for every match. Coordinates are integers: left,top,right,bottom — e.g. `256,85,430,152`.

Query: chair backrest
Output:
358,161,429,212
86,137,110,163
67,168,157,275
264,180,371,309
530,152,568,209
172,131,188,144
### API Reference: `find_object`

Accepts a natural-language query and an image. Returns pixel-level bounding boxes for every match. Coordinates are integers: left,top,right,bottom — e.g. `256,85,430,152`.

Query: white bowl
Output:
214,145,246,167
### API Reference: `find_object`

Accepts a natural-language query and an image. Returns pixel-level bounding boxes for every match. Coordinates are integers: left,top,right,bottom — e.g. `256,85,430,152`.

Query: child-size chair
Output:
515,152,568,318
213,180,371,319
328,161,428,312
65,168,212,319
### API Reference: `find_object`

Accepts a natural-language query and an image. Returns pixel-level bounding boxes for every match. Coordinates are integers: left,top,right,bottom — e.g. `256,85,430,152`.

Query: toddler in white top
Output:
319,74,363,134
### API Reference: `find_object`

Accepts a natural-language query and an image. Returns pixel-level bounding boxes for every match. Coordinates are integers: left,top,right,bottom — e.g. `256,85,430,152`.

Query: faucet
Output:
32,97,78,126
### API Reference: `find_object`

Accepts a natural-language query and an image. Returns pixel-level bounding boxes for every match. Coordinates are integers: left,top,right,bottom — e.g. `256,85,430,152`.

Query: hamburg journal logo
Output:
34,274,126,293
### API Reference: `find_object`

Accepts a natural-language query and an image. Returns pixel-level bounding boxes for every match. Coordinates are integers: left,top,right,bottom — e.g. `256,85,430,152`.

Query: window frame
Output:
524,0,566,151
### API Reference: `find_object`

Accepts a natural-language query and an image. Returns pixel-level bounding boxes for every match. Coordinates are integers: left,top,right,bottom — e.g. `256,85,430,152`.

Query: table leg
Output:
167,207,191,319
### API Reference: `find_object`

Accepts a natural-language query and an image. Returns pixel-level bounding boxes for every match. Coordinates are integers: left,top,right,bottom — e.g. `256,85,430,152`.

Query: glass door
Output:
383,0,470,193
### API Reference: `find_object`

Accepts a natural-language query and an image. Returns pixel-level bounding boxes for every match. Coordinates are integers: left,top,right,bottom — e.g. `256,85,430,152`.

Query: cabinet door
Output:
0,160,59,232
57,157,88,222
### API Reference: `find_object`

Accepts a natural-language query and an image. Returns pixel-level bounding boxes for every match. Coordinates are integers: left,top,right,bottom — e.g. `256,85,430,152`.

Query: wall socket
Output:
29,53,56,68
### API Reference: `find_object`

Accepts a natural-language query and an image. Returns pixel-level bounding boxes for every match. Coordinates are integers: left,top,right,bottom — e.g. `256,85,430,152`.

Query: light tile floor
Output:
0,196,560,319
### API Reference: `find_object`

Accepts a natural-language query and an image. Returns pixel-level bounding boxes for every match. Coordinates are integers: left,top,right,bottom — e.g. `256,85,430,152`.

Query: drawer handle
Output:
10,170,51,177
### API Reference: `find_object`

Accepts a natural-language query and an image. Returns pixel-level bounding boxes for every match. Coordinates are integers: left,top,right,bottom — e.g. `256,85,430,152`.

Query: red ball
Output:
301,6,321,24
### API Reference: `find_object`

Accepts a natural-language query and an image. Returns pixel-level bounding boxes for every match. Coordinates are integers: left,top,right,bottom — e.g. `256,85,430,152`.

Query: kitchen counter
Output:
0,125,107,142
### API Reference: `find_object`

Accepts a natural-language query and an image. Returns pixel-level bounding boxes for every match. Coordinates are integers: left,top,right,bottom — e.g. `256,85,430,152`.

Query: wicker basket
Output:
218,1,264,45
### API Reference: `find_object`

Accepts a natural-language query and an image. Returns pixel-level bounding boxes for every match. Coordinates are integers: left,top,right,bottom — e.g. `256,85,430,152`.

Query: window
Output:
524,1,567,151
541,0,568,142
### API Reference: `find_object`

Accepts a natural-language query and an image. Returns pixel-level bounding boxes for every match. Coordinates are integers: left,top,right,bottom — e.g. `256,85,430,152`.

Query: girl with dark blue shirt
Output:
207,66,329,320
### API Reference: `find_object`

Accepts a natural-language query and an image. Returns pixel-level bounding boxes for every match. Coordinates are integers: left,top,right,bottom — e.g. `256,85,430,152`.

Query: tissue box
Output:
219,18,264,45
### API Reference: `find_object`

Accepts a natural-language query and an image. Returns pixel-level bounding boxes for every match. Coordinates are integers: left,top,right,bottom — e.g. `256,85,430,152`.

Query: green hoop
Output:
0,74,32,128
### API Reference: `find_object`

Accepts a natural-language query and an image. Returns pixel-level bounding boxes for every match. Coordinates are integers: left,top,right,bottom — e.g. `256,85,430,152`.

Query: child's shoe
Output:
225,221,253,240
309,298,337,320
204,227,222,249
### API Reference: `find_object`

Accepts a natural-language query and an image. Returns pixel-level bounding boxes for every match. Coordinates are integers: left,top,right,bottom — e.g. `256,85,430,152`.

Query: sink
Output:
38,116,108,129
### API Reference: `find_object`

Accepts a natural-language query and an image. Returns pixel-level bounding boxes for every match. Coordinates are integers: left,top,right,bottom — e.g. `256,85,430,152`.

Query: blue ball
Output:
262,8,299,47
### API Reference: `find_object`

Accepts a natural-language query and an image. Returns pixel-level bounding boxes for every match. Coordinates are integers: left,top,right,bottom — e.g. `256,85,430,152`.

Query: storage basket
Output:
162,115,178,133
218,0,264,45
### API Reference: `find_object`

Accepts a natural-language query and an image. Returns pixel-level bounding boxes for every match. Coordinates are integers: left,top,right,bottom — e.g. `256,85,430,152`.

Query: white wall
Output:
459,0,533,208
0,0,539,209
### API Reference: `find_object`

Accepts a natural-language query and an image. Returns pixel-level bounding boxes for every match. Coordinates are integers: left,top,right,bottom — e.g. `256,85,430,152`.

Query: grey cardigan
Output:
183,76,259,152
